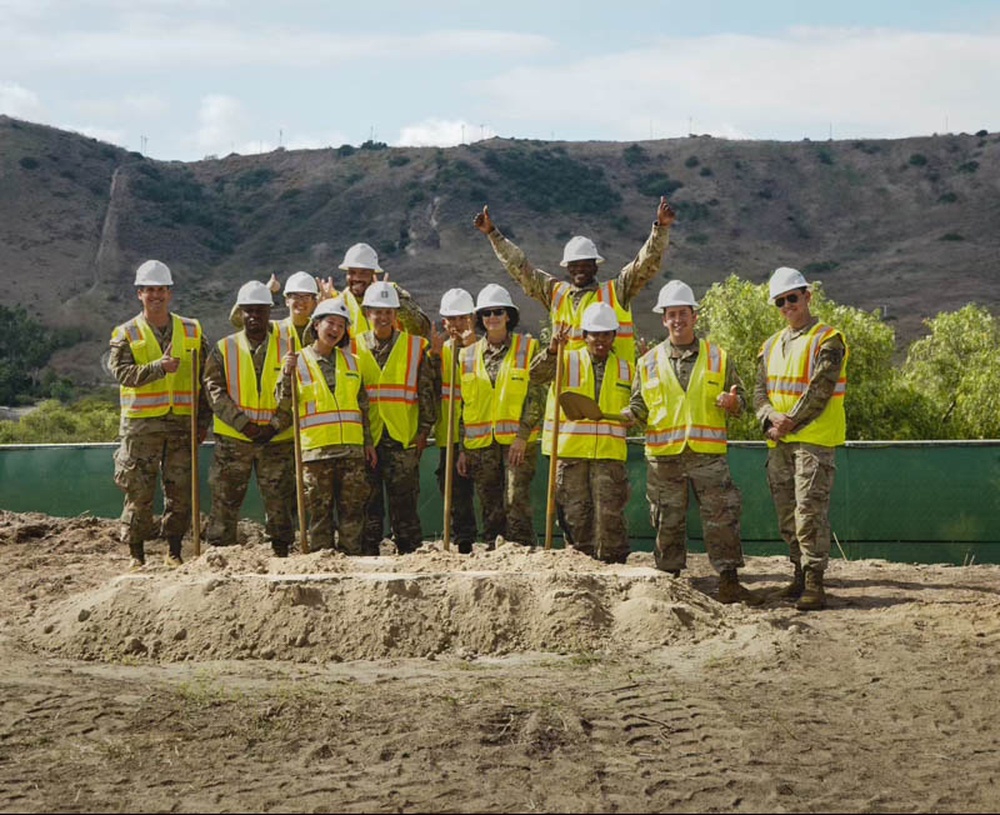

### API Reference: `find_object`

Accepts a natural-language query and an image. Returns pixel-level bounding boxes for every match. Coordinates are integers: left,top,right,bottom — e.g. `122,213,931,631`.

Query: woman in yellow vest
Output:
281,296,376,555
203,281,296,557
530,302,633,563
624,280,759,604
457,284,545,547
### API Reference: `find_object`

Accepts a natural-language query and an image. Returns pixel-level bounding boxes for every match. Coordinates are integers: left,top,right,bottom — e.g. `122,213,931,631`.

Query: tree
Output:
0,305,74,404
901,305,1000,439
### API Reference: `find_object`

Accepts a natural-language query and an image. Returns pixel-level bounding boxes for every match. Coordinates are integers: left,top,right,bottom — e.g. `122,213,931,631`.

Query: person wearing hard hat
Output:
456,284,546,547
529,302,634,563
202,281,296,557
323,242,431,339
109,259,211,570
473,197,676,364
229,271,319,347
279,296,376,554
354,280,437,554
623,280,760,604
753,267,848,611
427,288,480,552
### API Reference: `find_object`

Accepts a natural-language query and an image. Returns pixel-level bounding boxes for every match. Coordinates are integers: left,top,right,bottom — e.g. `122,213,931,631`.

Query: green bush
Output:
0,398,120,444
622,144,649,167
636,172,684,198
908,153,928,167
19,156,40,170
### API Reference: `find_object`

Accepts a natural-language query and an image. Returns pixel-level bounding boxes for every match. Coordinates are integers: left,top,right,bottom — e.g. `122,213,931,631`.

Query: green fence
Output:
2,441,998,564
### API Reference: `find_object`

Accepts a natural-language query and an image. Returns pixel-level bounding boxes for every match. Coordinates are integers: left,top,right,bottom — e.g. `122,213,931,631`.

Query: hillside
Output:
1,115,998,386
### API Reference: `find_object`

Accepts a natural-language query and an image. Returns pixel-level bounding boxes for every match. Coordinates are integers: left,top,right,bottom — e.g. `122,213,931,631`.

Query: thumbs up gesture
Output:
160,342,180,373
715,384,740,415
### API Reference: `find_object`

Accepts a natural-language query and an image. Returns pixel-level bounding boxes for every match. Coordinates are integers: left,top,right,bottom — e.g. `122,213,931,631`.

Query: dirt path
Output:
1,510,999,813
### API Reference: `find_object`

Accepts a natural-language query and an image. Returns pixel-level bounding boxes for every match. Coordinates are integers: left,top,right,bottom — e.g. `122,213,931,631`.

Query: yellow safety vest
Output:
340,290,373,338
761,323,848,448
113,313,201,418
434,340,463,448
640,339,729,456
542,350,632,461
212,326,294,443
550,280,636,363
460,334,540,448
295,346,365,450
356,331,427,448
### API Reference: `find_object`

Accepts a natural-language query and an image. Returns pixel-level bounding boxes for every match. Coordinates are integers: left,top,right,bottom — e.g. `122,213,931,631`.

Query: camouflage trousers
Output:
207,437,295,550
647,451,744,574
556,458,630,563
113,429,193,546
766,441,837,572
304,454,372,555
464,441,539,546
435,445,478,552
363,437,422,555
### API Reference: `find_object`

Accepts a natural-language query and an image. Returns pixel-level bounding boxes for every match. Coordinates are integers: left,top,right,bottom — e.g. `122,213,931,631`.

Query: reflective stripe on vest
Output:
460,333,539,448
296,346,365,450
550,280,636,363
213,328,293,443
115,313,201,418
762,322,848,447
641,339,729,456
542,350,632,460
357,331,426,448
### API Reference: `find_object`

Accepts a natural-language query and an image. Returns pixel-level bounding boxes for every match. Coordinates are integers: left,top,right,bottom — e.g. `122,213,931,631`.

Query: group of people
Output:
110,197,848,611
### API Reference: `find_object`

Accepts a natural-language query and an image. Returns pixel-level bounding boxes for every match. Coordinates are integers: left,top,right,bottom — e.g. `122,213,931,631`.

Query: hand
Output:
460,327,477,347
255,425,277,444
414,431,429,458
430,323,446,357
549,324,571,354
457,450,469,478
318,276,337,300
160,342,180,373
282,351,298,377
715,385,740,415
198,427,209,444
507,438,527,467
657,196,676,227
243,423,261,440
766,426,784,442
620,408,638,428
771,413,796,436
473,205,495,235
365,445,378,469
267,273,281,295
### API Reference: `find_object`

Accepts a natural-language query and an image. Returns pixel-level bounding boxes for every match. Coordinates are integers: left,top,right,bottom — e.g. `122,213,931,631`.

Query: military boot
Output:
795,568,827,611
717,569,764,606
164,538,183,568
777,563,805,600
128,542,145,571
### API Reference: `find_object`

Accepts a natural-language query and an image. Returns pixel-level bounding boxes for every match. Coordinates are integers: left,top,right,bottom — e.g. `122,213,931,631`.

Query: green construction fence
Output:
2,440,998,564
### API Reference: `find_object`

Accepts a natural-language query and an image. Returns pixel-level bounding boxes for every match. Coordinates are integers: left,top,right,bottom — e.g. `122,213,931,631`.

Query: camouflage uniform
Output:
461,337,545,547
531,350,630,562
629,340,747,574
358,329,437,555
109,316,211,561
754,320,846,572
203,327,295,555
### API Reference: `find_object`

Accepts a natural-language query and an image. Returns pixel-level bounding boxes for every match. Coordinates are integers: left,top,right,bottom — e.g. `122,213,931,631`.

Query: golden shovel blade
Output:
558,391,622,422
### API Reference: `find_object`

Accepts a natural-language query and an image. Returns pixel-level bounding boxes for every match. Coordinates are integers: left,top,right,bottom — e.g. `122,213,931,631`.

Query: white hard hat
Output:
475,283,518,313
653,280,698,312
361,280,400,309
134,260,173,287
339,242,382,272
581,302,620,332
560,235,605,267
768,267,811,302
312,295,352,325
439,288,475,317
284,271,319,296
236,280,274,307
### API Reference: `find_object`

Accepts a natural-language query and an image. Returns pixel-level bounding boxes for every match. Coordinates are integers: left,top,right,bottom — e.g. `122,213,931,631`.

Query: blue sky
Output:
2,0,999,161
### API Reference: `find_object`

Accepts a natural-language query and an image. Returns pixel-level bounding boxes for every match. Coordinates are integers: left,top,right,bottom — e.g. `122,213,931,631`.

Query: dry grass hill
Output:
1,114,998,386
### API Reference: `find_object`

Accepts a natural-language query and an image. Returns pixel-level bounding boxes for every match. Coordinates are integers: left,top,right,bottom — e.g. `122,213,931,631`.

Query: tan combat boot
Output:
795,568,827,611
718,569,764,605
777,563,805,600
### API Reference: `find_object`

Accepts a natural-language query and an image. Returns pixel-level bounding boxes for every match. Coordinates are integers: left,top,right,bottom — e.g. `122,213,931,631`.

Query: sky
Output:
2,0,999,162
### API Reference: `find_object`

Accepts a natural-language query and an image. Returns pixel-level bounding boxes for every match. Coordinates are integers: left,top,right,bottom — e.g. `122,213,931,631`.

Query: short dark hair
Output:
475,307,519,333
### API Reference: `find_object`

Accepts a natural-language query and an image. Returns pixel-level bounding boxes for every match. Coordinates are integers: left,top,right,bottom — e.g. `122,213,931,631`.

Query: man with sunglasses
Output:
754,267,848,611
473,197,675,364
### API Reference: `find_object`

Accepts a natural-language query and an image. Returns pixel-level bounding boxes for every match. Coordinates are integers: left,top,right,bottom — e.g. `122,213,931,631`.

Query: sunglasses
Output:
774,293,800,308
480,308,507,317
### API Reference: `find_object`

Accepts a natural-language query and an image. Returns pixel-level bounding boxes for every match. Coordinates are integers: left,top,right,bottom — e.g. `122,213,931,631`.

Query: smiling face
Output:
285,293,317,326
442,314,474,341
662,305,697,346
584,330,616,362
774,287,812,330
137,286,173,325
346,267,375,299
240,304,272,343
315,314,348,349
565,259,598,288
366,307,396,339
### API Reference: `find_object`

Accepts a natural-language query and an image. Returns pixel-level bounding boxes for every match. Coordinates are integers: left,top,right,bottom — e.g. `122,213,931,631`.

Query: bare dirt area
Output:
1,509,999,813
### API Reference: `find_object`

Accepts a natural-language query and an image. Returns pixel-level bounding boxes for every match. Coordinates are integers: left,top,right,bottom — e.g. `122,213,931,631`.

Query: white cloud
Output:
0,81,45,120
192,94,248,155
67,124,126,147
395,119,495,147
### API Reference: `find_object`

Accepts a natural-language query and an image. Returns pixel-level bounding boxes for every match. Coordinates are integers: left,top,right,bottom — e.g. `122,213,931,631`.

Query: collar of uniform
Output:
668,340,699,360
786,315,819,340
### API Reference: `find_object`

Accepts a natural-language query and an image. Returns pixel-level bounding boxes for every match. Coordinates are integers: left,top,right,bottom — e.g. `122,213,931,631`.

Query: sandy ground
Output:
1,510,999,814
